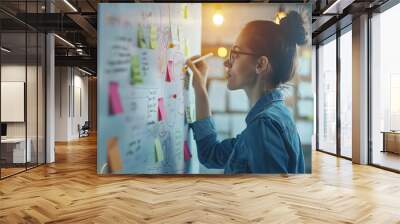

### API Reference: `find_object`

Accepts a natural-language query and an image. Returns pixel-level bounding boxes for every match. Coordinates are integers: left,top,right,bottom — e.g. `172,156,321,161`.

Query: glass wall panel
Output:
1,30,28,177
38,32,45,165
371,3,400,171
27,31,38,169
317,37,337,154
26,0,41,169
0,0,46,179
339,29,352,158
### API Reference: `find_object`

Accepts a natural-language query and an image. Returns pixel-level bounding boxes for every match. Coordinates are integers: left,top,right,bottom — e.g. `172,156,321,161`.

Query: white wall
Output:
1,64,46,164
72,73,89,138
55,67,89,141
1,65,39,137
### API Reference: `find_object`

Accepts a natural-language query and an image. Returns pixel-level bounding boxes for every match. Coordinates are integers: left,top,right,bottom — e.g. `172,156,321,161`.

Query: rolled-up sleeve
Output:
189,116,238,169
190,117,217,141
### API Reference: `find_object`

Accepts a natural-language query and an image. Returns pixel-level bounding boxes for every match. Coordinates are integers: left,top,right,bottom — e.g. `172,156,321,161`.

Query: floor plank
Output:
1,134,400,223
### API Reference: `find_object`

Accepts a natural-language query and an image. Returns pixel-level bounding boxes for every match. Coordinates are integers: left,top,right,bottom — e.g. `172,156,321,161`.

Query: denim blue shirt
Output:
190,89,305,174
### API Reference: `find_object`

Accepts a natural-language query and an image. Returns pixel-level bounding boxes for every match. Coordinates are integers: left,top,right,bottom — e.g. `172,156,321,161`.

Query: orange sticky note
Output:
109,82,123,115
166,60,173,82
158,97,166,121
107,137,123,172
184,141,192,161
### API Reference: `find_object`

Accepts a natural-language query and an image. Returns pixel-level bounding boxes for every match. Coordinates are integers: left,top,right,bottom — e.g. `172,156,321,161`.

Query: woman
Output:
187,11,306,174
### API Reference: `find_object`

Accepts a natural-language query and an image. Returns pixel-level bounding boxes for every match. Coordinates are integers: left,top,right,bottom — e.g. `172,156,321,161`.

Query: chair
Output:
78,121,90,138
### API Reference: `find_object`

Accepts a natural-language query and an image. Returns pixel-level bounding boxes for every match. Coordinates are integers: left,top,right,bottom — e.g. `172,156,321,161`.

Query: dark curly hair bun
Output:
280,11,306,46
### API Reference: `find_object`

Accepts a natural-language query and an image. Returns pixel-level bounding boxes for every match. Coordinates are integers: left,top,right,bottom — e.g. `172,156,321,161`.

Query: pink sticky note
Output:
109,82,123,115
184,141,192,161
165,60,173,82
158,97,166,121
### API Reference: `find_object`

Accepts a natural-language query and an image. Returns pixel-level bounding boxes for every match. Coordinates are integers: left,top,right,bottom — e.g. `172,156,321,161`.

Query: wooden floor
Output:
372,151,400,171
1,135,400,223
1,167,26,178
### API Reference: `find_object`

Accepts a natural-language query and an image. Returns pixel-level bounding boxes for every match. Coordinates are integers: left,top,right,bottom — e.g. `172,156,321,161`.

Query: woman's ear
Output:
255,56,271,76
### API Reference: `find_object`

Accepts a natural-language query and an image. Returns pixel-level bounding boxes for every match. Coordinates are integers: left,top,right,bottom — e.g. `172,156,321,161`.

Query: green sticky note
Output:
150,25,158,49
137,25,147,48
130,55,143,85
184,39,190,57
154,138,164,162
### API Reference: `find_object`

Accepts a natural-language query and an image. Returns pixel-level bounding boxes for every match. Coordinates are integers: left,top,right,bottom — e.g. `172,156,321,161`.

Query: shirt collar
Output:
245,88,284,125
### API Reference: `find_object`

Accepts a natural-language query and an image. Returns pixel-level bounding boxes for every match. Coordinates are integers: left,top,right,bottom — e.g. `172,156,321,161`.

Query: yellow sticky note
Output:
184,39,190,57
182,4,189,19
150,25,158,49
130,55,143,85
154,138,164,162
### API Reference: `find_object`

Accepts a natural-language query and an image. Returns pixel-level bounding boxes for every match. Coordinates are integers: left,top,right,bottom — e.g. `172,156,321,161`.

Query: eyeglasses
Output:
227,46,265,65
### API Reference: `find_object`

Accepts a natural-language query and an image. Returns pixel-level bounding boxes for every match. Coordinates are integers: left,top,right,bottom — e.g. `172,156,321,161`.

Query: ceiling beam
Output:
67,13,97,46
55,55,97,72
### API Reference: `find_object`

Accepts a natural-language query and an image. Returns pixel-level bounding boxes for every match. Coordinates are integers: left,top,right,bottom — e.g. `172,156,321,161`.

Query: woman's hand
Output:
186,55,209,92
186,55,211,120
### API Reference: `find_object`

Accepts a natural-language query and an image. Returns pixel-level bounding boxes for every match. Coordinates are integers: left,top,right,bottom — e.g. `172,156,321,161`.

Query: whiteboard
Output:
97,3,201,174
1,82,25,122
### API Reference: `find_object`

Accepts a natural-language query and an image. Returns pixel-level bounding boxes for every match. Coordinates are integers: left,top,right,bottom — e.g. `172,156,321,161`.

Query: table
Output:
381,131,400,154
1,138,31,164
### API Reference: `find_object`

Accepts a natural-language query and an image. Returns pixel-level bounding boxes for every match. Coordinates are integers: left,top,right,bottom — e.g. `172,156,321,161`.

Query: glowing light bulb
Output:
213,12,224,26
275,11,287,24
217,47,227,58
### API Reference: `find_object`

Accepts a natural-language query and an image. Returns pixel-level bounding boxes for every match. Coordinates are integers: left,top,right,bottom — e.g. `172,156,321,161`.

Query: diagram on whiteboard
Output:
97,3,201,174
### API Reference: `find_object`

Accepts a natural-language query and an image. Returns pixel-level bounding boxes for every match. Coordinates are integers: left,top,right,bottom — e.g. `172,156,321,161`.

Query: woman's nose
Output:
223,59,232,68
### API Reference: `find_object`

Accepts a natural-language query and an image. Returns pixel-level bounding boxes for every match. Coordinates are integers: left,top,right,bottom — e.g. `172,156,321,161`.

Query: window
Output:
370,2,400,171
0,0,47,179
339,28,352,158
317,37,337,154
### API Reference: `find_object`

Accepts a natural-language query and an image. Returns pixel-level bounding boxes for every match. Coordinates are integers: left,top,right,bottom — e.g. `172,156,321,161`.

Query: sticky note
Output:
158,97,166,121
177,26,181,42
184,70,192,90
183,141,192,161
130,55,143,85
150,25,158,49
168,25,175,48
166,60,173,82
185,107,190,123
154,138,164,162
109,82,123,115
107,137,123,172
185,105,194,124
137,25,147,48
184,39,190,57
182,5,189,19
